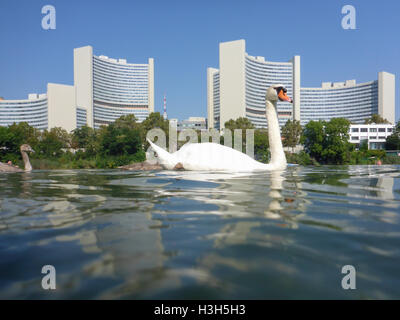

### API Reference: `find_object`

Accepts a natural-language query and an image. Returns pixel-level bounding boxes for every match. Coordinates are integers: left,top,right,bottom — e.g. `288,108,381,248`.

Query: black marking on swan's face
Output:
20,144,34,153
274,86,286,95
273,86,293,103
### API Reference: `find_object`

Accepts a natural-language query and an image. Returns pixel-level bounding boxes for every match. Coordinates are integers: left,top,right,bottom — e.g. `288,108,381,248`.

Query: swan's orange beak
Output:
278,90,293,103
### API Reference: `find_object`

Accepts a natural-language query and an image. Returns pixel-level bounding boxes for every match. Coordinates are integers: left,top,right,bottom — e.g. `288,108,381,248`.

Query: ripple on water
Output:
0,165,399,299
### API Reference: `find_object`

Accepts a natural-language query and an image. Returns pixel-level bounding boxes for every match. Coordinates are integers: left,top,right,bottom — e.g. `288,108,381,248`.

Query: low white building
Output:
349,124,395,150
177,117,207,131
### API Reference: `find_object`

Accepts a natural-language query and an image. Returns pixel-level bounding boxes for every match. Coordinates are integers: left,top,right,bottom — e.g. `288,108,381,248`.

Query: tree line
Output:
1,112,399,169
226,115,400,165
0,113,169,169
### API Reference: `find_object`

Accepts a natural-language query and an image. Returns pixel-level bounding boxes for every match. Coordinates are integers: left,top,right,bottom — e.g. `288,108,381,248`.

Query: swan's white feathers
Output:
147,85,289,172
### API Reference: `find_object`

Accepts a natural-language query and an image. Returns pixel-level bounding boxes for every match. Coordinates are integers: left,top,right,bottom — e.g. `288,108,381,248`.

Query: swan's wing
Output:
0,162,22,173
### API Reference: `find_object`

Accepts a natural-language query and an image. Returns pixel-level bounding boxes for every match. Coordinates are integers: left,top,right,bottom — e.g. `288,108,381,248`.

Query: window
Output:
351,136,359,140
379,136,385,140
360,128,368,132
388,128,393,132
352,128,359,132
378,128,385,132
370,128,377,132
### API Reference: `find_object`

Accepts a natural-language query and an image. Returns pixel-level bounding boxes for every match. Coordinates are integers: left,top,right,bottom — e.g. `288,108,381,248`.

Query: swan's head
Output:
20,144,35,153
266,85,293,104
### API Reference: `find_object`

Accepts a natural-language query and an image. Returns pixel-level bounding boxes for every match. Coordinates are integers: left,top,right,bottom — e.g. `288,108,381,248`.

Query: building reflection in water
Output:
14,166,396,298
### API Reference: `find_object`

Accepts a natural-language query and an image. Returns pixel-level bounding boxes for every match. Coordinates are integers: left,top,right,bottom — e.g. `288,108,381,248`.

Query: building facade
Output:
74,46,154,129
207,39,300,129
349,124,394,150
207,39,395,129
0,46,154,131
177,117,207,131
47,83,77,132
0,93,48,130
301,72,395,126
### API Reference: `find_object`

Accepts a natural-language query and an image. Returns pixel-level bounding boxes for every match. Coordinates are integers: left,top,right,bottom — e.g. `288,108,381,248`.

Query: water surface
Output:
0,165,400,299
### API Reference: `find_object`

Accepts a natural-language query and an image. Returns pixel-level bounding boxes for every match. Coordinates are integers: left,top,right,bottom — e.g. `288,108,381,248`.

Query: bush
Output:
365,150,386,159
285,151,318,166
382,156,400,164
302,118,352,164
0,115,149,170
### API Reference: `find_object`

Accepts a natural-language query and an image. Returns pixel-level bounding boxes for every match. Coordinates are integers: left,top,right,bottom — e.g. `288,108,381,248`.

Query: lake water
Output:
0,165,400,299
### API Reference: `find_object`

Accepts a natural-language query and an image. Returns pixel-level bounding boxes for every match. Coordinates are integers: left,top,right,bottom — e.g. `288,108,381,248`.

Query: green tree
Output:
224,117,255,131
114,114,141,129
364,114,390,124
385,135,400,150
359,139,369,152
395,120,400,133
7,122,41,151
254,129,269,162
385,120,400,150
100,116,143,156
141,112,169,138
322,118,352,164
281,119,302,152
302,118,353,164
50,127,71,148
71,125,99,156
0,126,11,162
38,127,70,157
0,122,41,162
301,120,325,163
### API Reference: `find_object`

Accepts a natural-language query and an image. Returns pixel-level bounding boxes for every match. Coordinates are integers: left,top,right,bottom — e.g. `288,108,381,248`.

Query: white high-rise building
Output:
0,46,154,131
300,72,395,126
0,93,48,130
207,39,300,129
74,46,154,129
207,39,395,129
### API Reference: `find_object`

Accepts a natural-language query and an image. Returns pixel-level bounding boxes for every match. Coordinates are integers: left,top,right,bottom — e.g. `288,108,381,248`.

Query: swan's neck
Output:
266,100,286,167
21,151,32,172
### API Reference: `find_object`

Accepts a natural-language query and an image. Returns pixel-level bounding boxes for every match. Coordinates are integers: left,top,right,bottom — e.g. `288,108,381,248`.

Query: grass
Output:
28,151,146,170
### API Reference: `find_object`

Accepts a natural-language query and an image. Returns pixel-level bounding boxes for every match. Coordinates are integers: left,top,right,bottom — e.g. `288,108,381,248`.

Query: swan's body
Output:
0,162,22,173
148,141,276,172
0,144,34,173
148,85,291,172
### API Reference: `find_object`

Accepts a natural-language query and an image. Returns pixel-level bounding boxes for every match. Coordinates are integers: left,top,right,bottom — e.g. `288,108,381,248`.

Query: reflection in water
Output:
0,166,399,299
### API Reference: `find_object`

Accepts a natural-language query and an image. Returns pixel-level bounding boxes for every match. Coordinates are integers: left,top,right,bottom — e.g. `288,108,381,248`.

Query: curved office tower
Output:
74,46,154,129
0,46,154,132
207,39,300,129
207,40,395,129
207,68,220,129
245,55,297,128
0,94,48,130
301,80,378,125
300,72,395,125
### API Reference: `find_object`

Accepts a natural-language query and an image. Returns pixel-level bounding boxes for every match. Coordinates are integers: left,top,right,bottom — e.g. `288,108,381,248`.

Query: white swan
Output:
148,85,292,172
0,144,35,173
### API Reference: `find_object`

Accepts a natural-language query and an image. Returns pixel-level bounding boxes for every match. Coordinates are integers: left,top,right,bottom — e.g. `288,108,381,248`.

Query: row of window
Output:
351,127,393,133
301,83,377,94
351,136,387,140
93,58,149,68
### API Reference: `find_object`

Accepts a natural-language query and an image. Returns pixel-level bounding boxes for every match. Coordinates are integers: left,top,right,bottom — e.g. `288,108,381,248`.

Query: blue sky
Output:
0,0,399,122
